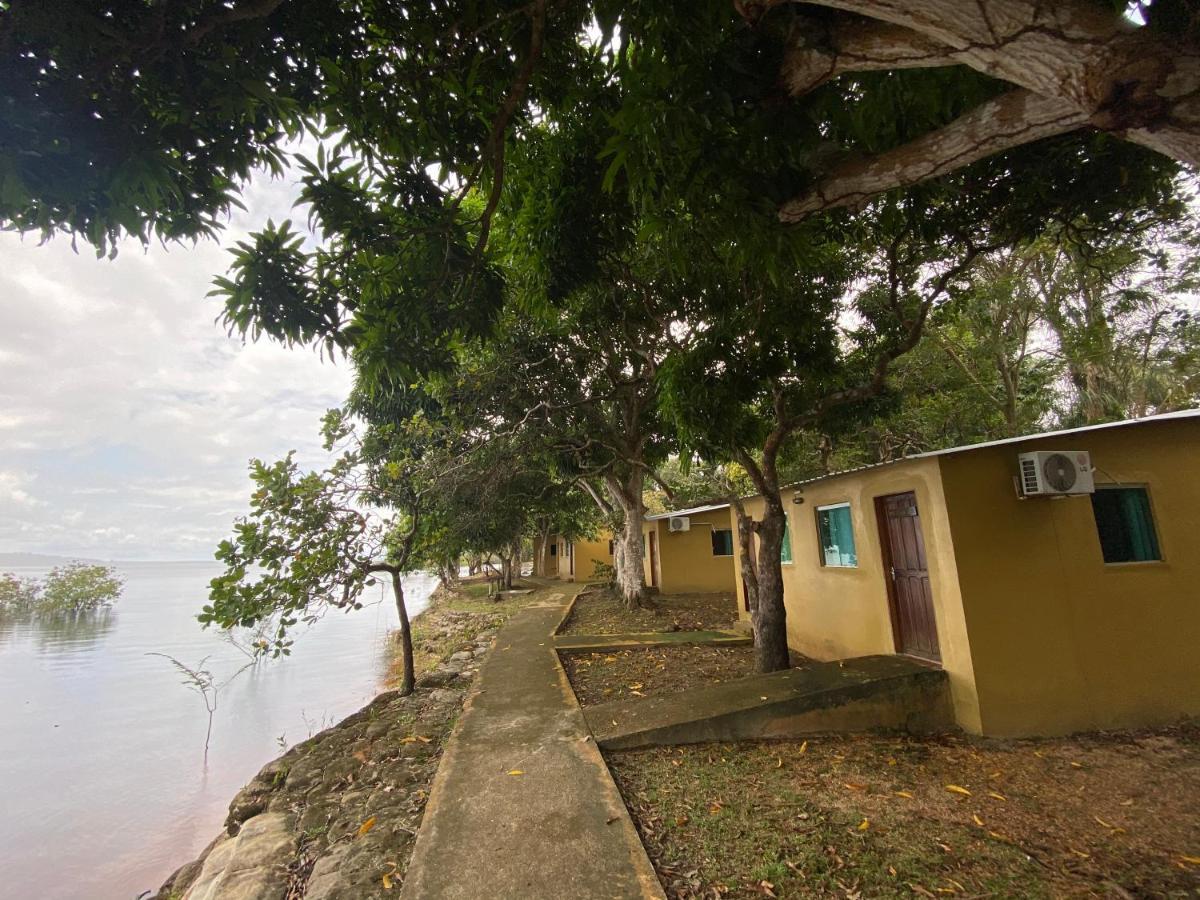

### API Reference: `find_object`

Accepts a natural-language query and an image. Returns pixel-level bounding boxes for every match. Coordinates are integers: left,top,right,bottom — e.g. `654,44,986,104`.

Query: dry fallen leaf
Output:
1069,848,1091,859
775,756,784,769
988,791,1007,802
357,816,377,837
799,740,808,754
858,818,870,831
886,757,897,766
895,790,914,799
945,784,971,797
382,873,394,890
1179,855,1200,866
507,769,525,776
843,782,867,792
675,814,689,826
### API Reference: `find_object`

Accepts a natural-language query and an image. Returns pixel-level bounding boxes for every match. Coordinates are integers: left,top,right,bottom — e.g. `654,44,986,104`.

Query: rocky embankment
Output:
154,603,500,900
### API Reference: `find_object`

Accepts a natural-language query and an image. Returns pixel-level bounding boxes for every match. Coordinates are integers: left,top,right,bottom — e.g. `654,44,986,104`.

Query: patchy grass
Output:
560,589,739,635
608,725,1200,899
386,576,545,685
562,645,809,707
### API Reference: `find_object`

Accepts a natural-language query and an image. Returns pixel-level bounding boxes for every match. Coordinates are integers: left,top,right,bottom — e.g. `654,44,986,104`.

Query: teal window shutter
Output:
780,515,793,563
816,503,857,567
1091,487,1161,563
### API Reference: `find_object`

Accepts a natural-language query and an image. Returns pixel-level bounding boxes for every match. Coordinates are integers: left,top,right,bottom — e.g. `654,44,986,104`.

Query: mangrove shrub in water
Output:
0,564,124,616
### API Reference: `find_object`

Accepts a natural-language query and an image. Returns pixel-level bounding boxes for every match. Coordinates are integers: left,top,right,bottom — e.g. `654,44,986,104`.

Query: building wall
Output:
572,535,614,583
649,510,738,595
939,417,1200,736
731,459,982,733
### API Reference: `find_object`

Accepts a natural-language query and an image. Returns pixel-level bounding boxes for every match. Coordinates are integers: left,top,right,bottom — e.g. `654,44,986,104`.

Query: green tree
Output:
202,407,439,695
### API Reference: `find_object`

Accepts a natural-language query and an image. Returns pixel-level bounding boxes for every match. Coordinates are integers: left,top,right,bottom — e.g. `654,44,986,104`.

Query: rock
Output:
301,843,351,900
449,650,474,662
416,669,459,688
429,688,460,704
182,812,295,900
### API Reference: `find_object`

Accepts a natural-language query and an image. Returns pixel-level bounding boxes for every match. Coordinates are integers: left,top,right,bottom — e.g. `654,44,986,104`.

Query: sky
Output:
0,171,354,561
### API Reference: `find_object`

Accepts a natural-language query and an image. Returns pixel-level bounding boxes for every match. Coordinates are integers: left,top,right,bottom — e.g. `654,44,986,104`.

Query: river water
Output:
0,560,436,900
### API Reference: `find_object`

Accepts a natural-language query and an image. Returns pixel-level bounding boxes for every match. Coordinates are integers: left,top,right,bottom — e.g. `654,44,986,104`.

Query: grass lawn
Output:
560,589,740,635
562,645,809,706
608,725,1200,899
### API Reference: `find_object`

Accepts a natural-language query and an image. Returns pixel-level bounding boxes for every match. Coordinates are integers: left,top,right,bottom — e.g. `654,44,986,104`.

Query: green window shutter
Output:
817,504,857,567
1091,487,1161,563
780,515,793,564
711,529,734,556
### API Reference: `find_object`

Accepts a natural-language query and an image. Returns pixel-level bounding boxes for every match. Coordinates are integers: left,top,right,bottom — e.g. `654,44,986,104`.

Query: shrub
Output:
39,564,124,614
0,572,41,614
590,560,616,584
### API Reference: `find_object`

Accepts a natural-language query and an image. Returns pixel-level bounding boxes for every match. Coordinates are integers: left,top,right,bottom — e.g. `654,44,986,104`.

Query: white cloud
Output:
0,165,355,560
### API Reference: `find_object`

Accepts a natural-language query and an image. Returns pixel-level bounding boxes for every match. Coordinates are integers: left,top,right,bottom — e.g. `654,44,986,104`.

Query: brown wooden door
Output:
878,492,941,663
648,531,658,588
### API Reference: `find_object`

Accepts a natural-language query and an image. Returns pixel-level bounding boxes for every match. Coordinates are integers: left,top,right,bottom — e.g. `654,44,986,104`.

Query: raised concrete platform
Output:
585,655,953,751
553,630,751,651
400,587,664,899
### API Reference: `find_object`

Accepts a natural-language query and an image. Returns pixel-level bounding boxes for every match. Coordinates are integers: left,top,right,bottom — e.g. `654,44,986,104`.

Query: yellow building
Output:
731,411,1200,737
643,504,738,595
539,531,614,582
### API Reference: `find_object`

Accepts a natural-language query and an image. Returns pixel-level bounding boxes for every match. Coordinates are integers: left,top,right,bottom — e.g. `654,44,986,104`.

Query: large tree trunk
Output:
605,470,649,610
751,491,791,674
390,570,415,696
511,537,522,582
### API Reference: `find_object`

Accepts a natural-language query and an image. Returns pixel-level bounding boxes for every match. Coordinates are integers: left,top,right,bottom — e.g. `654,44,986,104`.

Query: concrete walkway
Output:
400,587,665,900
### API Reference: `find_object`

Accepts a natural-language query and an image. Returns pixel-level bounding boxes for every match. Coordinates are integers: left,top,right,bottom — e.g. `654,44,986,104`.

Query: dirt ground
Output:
608,725,1200,899
562,644,810,706
560,589,739,635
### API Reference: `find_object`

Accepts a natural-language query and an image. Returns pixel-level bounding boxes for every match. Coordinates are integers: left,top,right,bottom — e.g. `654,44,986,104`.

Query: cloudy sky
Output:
0,172,354,560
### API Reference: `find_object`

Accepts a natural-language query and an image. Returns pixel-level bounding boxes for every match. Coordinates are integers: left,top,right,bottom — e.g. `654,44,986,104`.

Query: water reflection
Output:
0,561,435,900
0,607,117,652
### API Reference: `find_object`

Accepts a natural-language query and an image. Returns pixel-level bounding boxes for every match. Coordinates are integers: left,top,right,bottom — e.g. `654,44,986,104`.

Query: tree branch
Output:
779,89,1088,220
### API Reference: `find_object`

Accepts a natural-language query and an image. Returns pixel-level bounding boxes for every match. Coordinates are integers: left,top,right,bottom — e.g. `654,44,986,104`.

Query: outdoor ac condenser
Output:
1017,450,1095,496
668,516,691,532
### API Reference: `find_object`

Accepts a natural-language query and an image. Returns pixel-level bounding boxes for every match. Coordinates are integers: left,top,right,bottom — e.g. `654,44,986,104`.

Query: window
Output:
549,543,557,557
816,503,857,567
780,515,793,564
711,529,734,557
608,540,614,556
1091,486,1161,563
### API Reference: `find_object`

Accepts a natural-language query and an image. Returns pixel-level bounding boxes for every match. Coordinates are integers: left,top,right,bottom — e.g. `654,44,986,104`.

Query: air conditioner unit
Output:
667,516,691,532
1017,450,1095,496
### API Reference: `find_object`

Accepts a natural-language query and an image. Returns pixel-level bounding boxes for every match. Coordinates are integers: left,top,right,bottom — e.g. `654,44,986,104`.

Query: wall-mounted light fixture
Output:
792,488,804,505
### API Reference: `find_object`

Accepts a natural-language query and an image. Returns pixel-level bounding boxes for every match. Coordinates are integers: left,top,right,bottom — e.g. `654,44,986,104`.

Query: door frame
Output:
874,492,940,664
648,530,658,588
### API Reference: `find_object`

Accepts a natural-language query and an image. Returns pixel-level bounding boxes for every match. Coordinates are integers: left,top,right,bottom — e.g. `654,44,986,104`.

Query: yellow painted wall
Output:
572,534,614,583
543,532,614,582
650,510,738,595
939,418,1200,736
731,459,982,733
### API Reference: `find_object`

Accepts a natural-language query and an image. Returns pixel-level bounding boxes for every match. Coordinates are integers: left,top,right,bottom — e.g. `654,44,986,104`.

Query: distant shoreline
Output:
0,553,214,567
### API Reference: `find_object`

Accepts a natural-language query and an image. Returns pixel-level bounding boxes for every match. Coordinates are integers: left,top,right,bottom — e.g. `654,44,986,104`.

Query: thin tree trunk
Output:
730,495,759,615
391,570,414,696
751,491,791,673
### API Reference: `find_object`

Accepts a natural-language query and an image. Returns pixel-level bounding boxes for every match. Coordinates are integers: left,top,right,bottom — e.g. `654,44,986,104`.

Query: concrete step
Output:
584,655,953,750
553,630,751,652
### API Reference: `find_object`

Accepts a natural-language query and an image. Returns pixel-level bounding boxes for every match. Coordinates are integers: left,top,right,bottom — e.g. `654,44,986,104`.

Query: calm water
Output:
0,560,436,900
